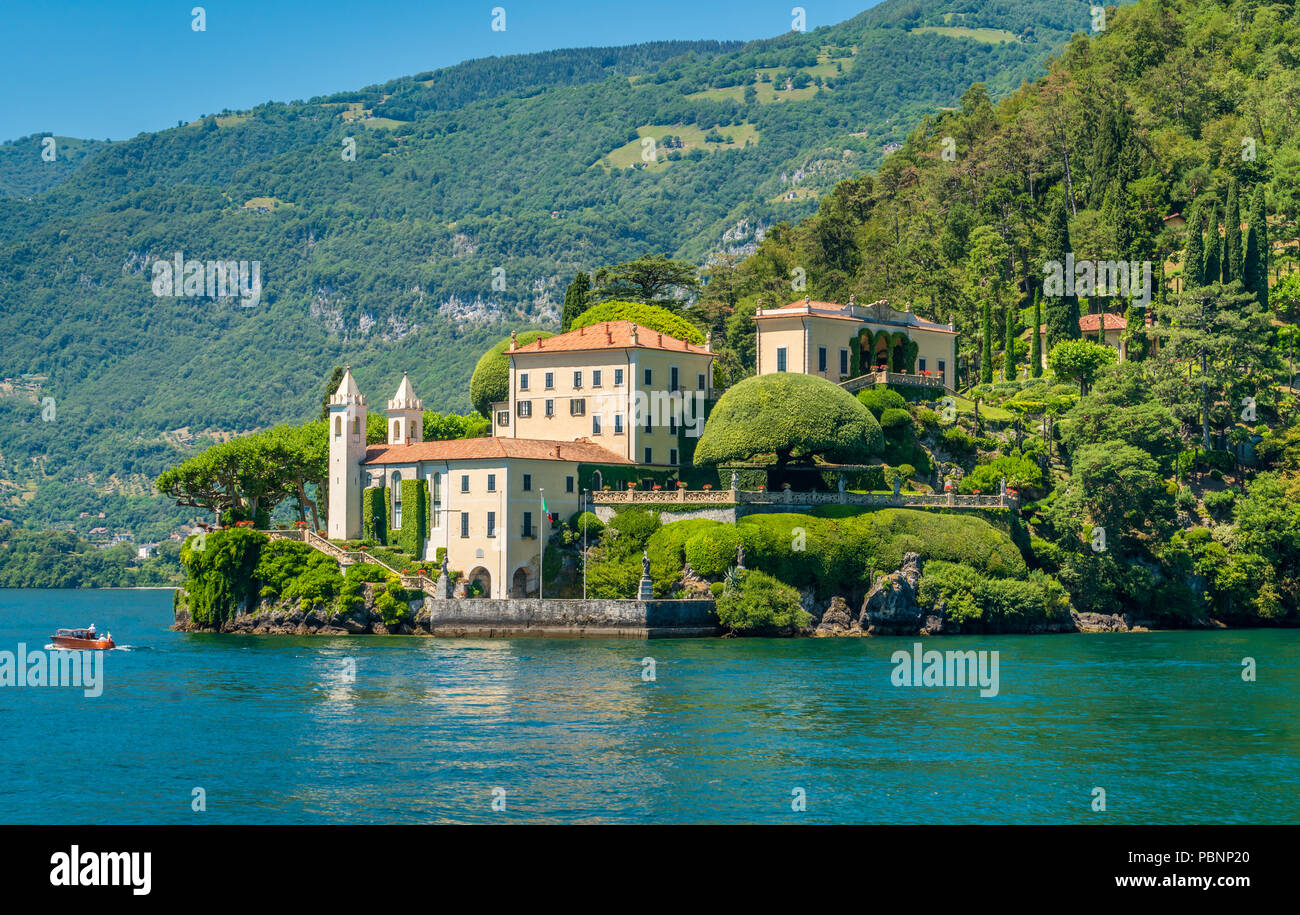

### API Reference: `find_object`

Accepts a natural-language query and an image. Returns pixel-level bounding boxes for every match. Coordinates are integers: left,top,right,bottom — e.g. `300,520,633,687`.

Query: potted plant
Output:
652,483,662,491
702,484,713,491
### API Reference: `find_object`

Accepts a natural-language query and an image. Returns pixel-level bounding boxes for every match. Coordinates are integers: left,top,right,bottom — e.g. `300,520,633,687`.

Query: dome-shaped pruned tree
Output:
571,300,704,344
469,330,554,417
694,373,884,471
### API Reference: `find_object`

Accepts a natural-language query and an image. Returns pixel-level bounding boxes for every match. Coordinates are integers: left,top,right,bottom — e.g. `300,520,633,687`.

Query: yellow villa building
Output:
754,296,958,390
327,320,716,598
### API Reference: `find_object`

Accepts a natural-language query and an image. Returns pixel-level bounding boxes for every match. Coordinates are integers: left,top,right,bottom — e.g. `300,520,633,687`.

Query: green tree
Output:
1003,305,1018,381
695,373,884,471
1223,179,1242,284
318,366,344,422
1043,191,1080,348
1047,339,1117,396
1182,204,1203,289
560,271,591,331
593,254,699,306
570,300,703,343
1202,207,1220,285
1030,290,1043,377
980,303,994,384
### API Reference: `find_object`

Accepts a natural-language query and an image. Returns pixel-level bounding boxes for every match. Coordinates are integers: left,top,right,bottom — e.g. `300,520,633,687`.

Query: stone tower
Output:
386,372,422,444
327,367,368,540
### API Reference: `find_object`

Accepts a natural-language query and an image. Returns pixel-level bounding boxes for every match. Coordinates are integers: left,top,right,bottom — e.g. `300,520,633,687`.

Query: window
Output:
460,475,470,493
517,400,531,418
818,346,827,372
669,448,678,466
496,410,509,427
334,416,341,436
614,368,624,386
592,414,602,435
918,358,927,373
777,347,787,372
522,473,532,492
644,447,653,464
643,367,653,385
670,366,679,391
614,414,624,434
519,373,529,391
644,411,653,433
593,370,602,387
487,512,496,538
938,359,946,377
573,371,582,389
669,416,677,435
566,476,575,493
431,473,441,528
698,372,706,390
460,512,469,538
353,417,360,436
570,398,586,416
522,511,534,538
544,372,554,389
487,474,496,493
545,399,554,417
392,419,401,440
840,349,849,376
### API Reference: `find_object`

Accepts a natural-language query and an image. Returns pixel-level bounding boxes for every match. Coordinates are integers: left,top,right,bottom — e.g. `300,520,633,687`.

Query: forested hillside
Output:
695,0,1300,623
0,0,1096,539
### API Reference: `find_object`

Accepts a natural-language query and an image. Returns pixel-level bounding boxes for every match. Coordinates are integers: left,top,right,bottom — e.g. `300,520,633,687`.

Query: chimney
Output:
849,294,856,307
554,445,561,459
630,324,639,346
657,332,663,347
579,325,585,335
605,324,613,344
509,331,517,351
705,330,712,352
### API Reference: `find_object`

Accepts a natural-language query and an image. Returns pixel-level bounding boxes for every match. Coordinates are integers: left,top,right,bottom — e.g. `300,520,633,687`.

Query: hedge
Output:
362,486,386,543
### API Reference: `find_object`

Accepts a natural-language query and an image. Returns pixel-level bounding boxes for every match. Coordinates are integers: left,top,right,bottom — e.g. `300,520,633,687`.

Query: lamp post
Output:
582,488,589,600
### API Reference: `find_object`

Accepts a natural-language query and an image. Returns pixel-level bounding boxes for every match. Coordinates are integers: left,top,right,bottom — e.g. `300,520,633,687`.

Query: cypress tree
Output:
1224,179,1242,284
1097,314,1106,343
1243,223,1263,309
1183,204,1203,289
980,302,994,384
1003,305,1017,381
1203,207,1220,286
1030,289,1043,377
561,271,591,331
1249,185,1269,309
1044,192,1080,347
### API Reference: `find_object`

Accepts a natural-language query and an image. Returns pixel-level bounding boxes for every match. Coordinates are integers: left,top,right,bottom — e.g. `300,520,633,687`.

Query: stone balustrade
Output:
591,488,1014,511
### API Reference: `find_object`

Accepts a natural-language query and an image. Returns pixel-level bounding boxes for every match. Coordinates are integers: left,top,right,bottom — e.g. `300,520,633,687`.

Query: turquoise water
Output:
1,588,1297,824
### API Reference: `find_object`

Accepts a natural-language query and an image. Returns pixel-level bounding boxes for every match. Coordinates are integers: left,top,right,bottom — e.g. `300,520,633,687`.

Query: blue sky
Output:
0,0,884,143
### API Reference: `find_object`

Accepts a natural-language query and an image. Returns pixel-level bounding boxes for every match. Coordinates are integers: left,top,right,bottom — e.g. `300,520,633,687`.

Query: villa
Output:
327,320,716,598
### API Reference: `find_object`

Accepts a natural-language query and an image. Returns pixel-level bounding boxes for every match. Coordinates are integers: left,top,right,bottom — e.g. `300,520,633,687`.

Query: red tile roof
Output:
1078,313,1129,332
509,321,710,356
363,437,632,466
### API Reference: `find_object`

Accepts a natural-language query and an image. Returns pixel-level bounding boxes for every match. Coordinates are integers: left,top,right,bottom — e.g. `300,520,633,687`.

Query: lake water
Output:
1,588,1297,824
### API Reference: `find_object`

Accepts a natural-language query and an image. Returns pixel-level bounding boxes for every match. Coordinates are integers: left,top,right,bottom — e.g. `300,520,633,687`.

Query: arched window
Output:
392,419,401,441
391,472,402,528
591,471,602,491
334,416,342,436
352,417,360,436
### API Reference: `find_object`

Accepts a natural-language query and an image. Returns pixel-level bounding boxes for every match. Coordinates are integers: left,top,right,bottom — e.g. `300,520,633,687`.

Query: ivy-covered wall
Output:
397,478,428,558
362,486,387,542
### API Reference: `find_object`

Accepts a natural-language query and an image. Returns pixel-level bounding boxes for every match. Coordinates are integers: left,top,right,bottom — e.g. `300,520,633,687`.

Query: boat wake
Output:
45,644,133,651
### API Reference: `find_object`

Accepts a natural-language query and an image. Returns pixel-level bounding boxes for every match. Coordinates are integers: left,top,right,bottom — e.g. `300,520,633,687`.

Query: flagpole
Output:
539,487,544,600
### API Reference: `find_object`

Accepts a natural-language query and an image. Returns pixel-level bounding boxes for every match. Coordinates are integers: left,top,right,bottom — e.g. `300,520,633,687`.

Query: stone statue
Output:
440,553,450,579
736,543,745,569
642,550,651,578
730,470,739,491
837,473,847,493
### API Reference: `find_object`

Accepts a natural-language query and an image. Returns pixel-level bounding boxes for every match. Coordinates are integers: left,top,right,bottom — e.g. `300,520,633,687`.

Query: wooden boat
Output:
50,625,115,650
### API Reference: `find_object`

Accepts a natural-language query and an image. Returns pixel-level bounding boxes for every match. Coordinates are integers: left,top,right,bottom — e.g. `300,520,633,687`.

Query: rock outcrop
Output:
859,552,925,635
172,583,425,636
814,596,862,636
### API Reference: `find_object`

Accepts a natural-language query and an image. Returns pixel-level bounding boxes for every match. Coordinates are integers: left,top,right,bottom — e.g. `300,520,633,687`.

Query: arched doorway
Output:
511,565,536,598
467,566,492,598
591,470,602,492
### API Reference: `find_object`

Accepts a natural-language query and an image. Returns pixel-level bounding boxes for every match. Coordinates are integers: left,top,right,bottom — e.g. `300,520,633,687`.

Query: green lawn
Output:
911,26,1019,44
603,122,759,170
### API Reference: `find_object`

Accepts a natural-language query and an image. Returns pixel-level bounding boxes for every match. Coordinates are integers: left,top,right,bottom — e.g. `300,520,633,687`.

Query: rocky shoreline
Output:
173,582,430,636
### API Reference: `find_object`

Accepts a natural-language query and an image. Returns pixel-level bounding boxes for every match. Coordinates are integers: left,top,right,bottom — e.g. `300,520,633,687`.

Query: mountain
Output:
0,0,1099,539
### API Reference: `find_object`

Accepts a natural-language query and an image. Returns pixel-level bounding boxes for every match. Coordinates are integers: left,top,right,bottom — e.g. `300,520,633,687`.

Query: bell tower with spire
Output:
386,372,423,444
327,367,368,540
